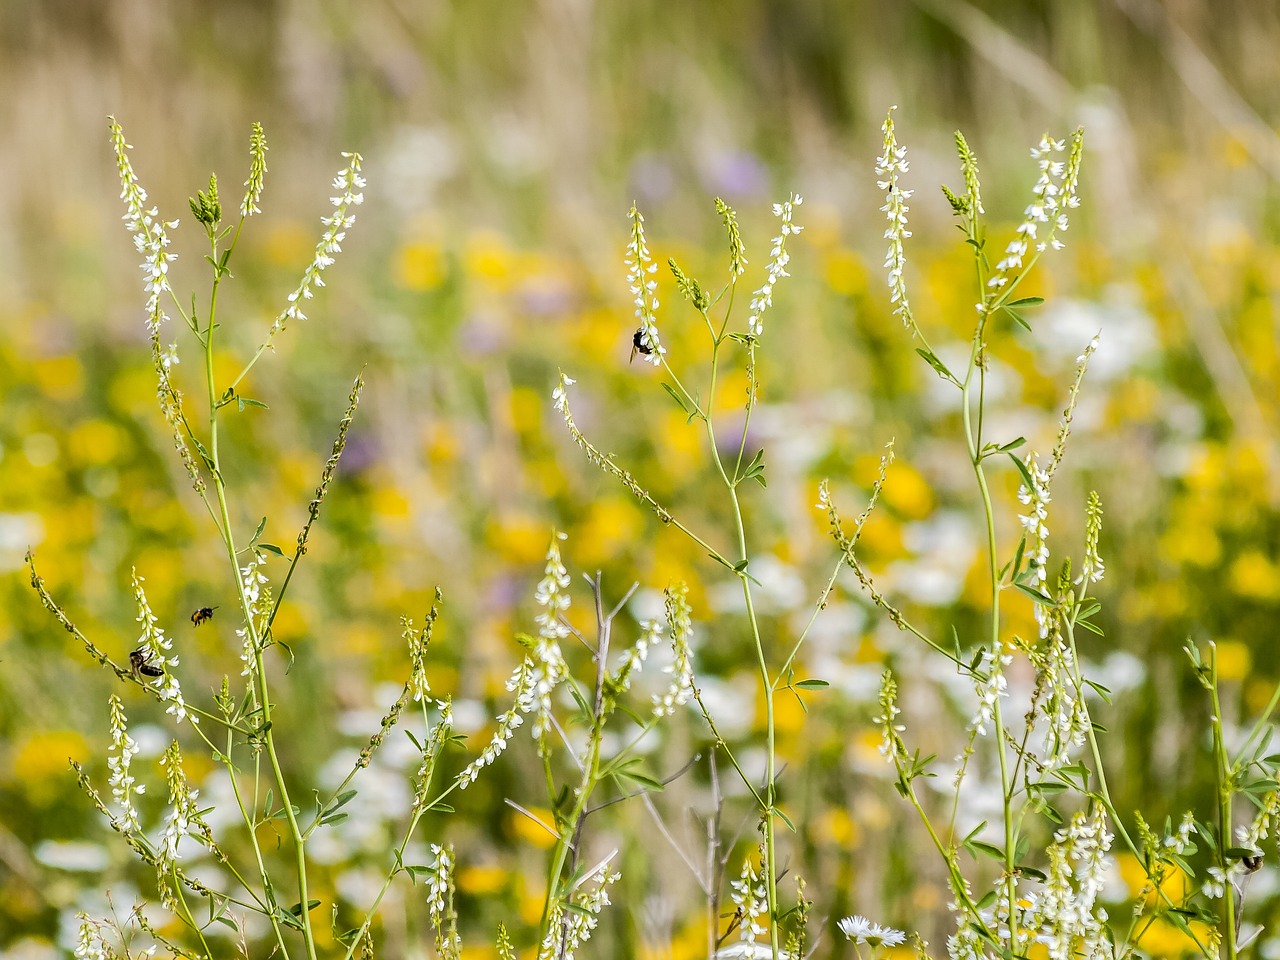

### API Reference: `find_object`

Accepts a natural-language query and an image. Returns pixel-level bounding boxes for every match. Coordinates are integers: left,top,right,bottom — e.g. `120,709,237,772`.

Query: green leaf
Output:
1014,582,1052,605
319,812,349,826
793,679,829,689
774,808,797,832
1004,308,1033,332
1029,780,1069,794
1006,451,1034,491
732,559,750,572
661,382,699,420
915,347,957,383
258,542,287,558
997,436,1027,452
1008,296,1045,308
967,840,1005,861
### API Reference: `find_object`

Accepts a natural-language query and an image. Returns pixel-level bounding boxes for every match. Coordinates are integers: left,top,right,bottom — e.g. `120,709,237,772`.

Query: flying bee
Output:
129,647,164,678
630,328,653,363
191,606,218,627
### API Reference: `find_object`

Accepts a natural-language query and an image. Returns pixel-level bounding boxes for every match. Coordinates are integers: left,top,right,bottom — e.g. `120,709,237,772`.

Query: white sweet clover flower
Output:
875,108,915,330
240,121,268,218
969,641,1011,737
1038,633,1088,770
653,583,695,717
552,373,575,415
405,614,435,703
876,670,906,764
838,915,907,948
747,193,803,337
538,860,620,960
411,698,454,808
1203,866,1227,900
129,570,196,725
73,915,110,960
1165,811,1197,852
730,856,769,948
272,152,364,334
1078,491,1105,585
1237,791,1280,854
458,534,571,785
158,742,208,866
107,695,145,832
626,205,665,364
426,842,453,918
1027,806,1113,960
110,119,179,335
986,129,1084,291
160,343,180,370
237,551,272,680
1017,453,1052,639
614,616,663,693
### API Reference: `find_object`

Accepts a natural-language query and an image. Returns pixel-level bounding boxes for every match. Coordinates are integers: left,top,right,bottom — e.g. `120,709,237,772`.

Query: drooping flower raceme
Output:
875,108,915,331
130,570,195,725
110,118,179,336
241,121,268,218
627,205,665,364
457,533,571,786
271,152,365,335
1017,453,1052,639
747,193,803,337
653,583,695,717
987,129,1084,290
106,695,144,833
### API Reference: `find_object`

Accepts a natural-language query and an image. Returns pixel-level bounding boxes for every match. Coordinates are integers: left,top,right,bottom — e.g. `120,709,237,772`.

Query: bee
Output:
630,328,653,364
129,647,164,678
191,606,218,627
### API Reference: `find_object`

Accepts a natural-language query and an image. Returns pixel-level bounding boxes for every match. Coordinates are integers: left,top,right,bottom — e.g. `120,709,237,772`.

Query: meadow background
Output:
2,1,1280,956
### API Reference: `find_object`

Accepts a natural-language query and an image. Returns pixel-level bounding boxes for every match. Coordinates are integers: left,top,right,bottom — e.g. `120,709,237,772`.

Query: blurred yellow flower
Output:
824,249,868,296
1133,917,1213,958
657,408,703,477
372,484,412,520
263,221,314,268
396,241,446,291
457,862,509,896
1229,550,1280,600
107,365,157,415
1158,520,1221,568
67,419,127,468
576,496,644,568
33,355,84,401
464,231,514,289
488,514,551,566
815,807,858,847
11,730,89,786
1214,640,1251,680
509,385,544,437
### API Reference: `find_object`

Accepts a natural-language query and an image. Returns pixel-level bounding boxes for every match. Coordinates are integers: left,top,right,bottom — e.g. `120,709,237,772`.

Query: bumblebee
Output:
129,647,164,678
191,606,218,627
630,328,653,363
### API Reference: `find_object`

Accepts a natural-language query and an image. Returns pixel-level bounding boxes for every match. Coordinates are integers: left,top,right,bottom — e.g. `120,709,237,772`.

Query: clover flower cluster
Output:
1017,453,1053,639
614,616,663,694
271,152,365,335
838,915,907,948
131,570,194,725
406,614,435,703
627,205,665,364
106,694,144,832
240,121,268,217
968,640,1011,737
538,859,620,960
653,583,695,717
730,855,769,949
1026,806,1113,960
875,108,915,330
236,551,272,681
876,670,906,764
716,197,748,279
157,743,209,871
1079,491,1106,585
110,119,179,336
747,193,803,337
1036,632,1089,770
426,842,460,958
988,130,1084,290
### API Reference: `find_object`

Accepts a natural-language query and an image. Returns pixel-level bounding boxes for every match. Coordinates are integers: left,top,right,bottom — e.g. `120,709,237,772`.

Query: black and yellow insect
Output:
630,328,653,363
129,647,164,678
191,606,218,627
